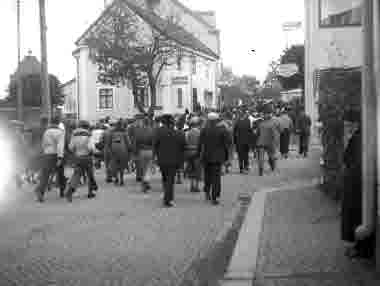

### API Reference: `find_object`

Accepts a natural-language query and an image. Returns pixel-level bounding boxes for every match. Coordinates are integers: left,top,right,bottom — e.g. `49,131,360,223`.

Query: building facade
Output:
66,0,221,122
305,0,380,269
61,78,77,119
304,0,363,133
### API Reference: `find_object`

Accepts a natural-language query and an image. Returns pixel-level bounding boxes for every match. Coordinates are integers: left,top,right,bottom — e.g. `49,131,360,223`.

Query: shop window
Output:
319,0,362,27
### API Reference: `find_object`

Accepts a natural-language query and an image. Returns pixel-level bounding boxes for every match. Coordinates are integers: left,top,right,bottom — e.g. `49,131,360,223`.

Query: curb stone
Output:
178,193,252,286
219,179,321,286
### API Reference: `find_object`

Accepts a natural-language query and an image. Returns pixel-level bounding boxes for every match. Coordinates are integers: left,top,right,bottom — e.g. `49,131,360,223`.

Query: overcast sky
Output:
0,0,304,98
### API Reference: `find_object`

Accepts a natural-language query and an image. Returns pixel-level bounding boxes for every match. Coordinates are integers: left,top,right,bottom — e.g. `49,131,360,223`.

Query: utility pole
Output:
356,0,377,251
39,0,51,122
16,0,23,121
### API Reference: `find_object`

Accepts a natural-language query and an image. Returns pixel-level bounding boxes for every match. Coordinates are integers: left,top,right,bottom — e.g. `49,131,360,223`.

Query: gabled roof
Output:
75,0,219,59
170,0,215,30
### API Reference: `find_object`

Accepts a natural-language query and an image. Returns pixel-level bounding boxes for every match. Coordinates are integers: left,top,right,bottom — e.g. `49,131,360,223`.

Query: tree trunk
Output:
148,72,156,117
132,86,147,115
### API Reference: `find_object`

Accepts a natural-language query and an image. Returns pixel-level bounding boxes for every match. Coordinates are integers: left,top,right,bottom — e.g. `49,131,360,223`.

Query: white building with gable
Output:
62,0,221,122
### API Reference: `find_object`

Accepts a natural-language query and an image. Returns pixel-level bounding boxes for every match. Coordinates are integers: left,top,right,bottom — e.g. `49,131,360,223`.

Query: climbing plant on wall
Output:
318,67,361,200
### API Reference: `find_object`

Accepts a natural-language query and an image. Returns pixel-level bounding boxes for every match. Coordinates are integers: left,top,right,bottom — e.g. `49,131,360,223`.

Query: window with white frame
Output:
177,88,183,108
98,88,113,109
319,0,362,27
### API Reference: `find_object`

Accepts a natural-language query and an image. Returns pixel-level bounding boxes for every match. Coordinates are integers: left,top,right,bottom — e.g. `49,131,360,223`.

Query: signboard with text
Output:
278,63,299,78
171,76,189,85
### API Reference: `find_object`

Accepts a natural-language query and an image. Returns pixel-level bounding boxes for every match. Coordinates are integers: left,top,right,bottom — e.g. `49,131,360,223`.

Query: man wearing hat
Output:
198,112,231,205
66,120,98,202
256,107,279,176
153,114,186,207
129,114,146,182
185,116,202,192
233,111,253,174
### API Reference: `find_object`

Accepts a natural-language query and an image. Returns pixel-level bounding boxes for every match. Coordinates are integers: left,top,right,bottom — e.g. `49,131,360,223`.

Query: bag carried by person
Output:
110,131,127,155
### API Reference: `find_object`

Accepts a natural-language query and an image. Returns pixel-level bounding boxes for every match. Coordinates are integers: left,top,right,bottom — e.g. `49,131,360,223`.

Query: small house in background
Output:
63,0,222,123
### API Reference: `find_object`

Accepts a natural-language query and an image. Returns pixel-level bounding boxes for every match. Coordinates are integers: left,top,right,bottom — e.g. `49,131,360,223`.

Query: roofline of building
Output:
75,1,118,46
75,0,217,46
170,0,215,30
120,0,219,59
193,10,215,16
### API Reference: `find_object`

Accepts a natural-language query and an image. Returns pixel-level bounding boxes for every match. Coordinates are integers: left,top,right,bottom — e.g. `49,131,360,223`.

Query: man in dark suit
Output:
298,111,312,157
198,113,232,205
153,114,186,207
233,112,253,173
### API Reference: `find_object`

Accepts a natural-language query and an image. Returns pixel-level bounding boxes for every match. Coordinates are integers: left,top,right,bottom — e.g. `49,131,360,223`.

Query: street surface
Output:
0,147,321,286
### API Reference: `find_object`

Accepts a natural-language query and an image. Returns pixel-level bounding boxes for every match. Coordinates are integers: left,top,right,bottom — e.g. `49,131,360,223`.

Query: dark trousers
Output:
236,144,250,171
299,133,310,156
69,156,97,192
204,163,222,201
280,128,290,156
160,165,178,204
34,154,66,197
135,157,143,180
104,151,112,180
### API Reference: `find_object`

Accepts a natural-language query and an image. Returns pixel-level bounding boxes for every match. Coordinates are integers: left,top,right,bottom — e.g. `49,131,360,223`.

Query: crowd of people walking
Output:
1,103,311,208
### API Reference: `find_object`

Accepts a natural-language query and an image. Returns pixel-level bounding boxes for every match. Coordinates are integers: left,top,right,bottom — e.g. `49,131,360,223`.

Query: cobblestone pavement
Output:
255,186,380,286
0,147,321,286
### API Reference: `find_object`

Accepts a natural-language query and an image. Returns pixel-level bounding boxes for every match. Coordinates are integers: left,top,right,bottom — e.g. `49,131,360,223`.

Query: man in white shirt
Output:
34,116,66,202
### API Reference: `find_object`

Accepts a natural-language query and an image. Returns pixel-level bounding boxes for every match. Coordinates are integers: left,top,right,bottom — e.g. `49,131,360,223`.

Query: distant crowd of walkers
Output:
1,103,311,207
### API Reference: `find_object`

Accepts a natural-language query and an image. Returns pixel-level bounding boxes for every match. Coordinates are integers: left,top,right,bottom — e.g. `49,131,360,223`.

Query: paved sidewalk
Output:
255,186,380,286
221,145,380,286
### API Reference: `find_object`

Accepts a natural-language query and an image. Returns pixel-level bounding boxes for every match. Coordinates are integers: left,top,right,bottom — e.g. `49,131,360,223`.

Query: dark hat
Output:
160,114,175,125
78,120,90,129
134,113,146,120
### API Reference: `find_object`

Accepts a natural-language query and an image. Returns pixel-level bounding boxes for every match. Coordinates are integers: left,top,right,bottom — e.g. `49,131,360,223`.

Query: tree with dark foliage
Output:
3,73,64,107
85,1,183,116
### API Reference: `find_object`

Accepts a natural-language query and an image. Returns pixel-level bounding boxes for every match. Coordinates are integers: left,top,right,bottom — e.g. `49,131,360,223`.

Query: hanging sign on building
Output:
278,63,299,78
171,76,189,85
282,21,302,31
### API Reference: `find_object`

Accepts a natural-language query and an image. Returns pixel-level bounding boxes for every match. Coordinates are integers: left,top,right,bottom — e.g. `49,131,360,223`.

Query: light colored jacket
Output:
41,126,65,158
256,118,280,149
278,114,293,131
89,129,104,153
69,128,94,157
